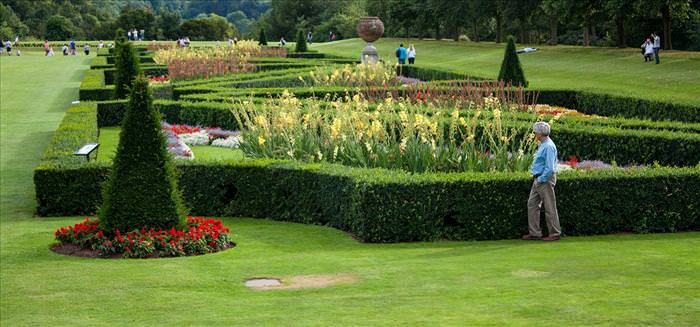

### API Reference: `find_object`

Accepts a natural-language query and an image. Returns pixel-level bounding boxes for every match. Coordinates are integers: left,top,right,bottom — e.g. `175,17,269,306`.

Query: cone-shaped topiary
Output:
498,36,528,87
295,29,307,52
115,28,126,43
113,39,142,98
100,76,186,233
258,28,268,46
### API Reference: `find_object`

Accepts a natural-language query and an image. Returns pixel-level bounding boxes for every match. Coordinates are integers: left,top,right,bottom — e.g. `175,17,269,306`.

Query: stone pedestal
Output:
361,43,379,64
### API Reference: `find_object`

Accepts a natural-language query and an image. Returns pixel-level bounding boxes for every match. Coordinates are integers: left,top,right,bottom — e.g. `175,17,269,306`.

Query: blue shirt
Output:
397,47,407,60
530,138,557,183
70,41,75,49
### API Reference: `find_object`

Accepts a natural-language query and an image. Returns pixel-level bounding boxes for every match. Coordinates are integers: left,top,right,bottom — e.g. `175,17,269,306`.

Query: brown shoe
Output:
522,234,542,240
542,235,560,241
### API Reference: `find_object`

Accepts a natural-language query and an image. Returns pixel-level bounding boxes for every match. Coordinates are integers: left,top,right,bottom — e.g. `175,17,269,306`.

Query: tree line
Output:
1,0,699,50
0,0,268,41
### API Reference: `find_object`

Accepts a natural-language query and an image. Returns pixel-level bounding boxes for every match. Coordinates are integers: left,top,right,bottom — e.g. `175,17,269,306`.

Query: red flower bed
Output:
54,217,234,258
148,75,169,83
163,123,201,135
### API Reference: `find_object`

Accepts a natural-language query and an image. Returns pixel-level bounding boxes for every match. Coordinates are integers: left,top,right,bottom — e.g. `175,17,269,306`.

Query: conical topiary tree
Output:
258,28,268,46
113,38,142,98
295,29,307,52
100,76,186,232
497,36,528,87
115,28,126,43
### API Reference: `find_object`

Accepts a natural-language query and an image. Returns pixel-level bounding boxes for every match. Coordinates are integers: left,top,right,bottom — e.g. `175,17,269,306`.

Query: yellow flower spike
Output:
258,136,266,146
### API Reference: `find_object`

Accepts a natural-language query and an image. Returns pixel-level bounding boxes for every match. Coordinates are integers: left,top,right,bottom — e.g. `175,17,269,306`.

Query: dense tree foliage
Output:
179,14,236,41
1,0,266,41
2,0,699,50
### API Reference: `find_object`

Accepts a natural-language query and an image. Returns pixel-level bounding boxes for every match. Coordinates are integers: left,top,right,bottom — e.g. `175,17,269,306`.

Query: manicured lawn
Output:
2,48,700,326
97,127,245,162
313,38,700,106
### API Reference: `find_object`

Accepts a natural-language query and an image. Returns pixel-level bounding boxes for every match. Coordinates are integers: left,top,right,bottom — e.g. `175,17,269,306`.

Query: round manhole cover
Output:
245,278,282,288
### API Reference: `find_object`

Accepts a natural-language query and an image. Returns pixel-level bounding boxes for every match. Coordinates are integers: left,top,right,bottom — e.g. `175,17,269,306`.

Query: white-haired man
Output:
522,122,561,241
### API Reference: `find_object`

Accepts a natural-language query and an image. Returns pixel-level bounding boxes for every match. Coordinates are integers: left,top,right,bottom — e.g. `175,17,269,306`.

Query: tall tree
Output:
604,0,640,48
540,0,568,45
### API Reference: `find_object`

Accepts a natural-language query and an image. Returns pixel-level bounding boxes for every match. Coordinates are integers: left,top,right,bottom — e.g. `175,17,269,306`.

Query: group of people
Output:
640,31,661,64
395,43,417,65
43,40,92,56
127,29,144,41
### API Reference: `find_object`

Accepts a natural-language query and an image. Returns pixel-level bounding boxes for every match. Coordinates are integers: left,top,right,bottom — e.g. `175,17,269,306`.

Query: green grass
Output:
313,38,700,106
2,49,700,326
97,127,244,162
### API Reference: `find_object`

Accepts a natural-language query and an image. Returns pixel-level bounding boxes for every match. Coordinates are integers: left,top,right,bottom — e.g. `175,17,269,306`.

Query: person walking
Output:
279,36,286,47
5,40,12,56
44,40,50,56
641,38,654,62
62,44,69,55
395,43,407,65
652,32,661,64
522,122,561,242
307,31,313,44
84,43,90,55
407,44,416,64
69,40,76,55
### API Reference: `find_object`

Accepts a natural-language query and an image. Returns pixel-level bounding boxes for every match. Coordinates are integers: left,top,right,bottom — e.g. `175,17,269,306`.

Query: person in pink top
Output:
44,40,50,56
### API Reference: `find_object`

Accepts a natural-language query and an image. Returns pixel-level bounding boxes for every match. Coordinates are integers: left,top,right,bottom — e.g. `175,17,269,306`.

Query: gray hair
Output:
533,122,551,136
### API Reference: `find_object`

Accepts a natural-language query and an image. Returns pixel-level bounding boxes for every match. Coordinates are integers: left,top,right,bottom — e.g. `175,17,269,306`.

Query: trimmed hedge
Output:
35,158,700,240
103,65,168,85
79,70,114,101
106,55,155,65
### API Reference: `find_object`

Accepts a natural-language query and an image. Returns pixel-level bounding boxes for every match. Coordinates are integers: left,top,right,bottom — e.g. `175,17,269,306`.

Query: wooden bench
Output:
74,143,100,161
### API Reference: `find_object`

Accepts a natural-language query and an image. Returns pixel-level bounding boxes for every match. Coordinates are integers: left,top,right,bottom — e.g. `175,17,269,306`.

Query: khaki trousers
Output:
527,174,561,237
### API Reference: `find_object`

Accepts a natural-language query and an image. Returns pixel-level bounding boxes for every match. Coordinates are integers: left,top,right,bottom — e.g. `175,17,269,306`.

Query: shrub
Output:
100,77,186,232
258,28,268,46
295,29,308,52
113,41,142,99
498,36,528,87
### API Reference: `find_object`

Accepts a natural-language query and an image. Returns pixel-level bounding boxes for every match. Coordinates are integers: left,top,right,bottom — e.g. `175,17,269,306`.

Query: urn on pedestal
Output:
356,17,384,64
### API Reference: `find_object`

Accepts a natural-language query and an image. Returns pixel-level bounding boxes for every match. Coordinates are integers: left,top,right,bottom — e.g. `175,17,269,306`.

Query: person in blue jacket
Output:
395,43,407,65
69,40,76,55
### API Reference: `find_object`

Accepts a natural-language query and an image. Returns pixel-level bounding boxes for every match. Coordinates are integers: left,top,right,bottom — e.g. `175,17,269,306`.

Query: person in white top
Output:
641,38,654,62
407,44,416,64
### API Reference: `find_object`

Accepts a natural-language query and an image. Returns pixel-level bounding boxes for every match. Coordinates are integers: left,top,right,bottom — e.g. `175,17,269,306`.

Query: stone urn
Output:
356,17,384,63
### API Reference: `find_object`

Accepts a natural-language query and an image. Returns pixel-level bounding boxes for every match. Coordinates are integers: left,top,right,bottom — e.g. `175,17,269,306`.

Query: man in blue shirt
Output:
396,43,407,65
523,122,561,241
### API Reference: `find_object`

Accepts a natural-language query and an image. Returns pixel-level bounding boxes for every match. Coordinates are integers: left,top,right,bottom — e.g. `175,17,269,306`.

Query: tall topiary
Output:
258,27,268,46
113,39,142,98
115,28,126,43
100,76,186,232
498,36,528,87
295,29,307,52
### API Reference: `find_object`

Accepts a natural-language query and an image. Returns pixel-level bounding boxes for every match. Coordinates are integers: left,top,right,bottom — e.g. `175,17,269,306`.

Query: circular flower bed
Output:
53,217,235,258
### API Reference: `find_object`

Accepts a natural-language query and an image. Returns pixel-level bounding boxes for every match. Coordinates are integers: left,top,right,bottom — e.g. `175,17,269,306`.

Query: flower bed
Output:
54,217,235,258
163,122,241,149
